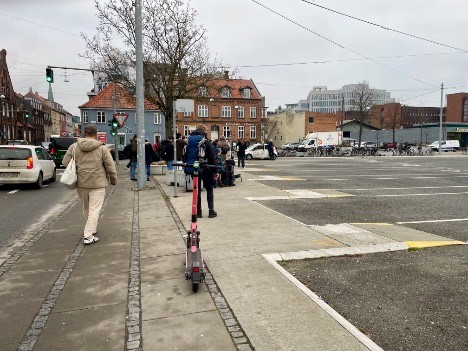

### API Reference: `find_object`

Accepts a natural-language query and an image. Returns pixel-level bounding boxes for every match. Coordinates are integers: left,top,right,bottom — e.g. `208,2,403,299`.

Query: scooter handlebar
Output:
172,161,222,170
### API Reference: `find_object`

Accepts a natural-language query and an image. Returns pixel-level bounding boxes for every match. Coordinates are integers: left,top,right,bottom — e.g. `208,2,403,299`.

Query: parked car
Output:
429,140,459,152
358,141,377,148
281,142,301,150
245,143,278,160
49,137,78,166
0,145,56,188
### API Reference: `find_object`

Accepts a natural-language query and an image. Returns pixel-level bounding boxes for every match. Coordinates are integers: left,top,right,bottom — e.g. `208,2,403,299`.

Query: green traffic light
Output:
46,68,54,83
112,121,118,128
25,112,29,118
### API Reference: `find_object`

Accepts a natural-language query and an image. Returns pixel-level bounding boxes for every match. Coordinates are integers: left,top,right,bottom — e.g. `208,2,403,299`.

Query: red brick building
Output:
446,92,468,123
175,72,265,142
304,111,339,134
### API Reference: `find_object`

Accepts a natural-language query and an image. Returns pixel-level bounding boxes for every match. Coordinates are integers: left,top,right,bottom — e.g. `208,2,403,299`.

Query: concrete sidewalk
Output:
2,163,458,350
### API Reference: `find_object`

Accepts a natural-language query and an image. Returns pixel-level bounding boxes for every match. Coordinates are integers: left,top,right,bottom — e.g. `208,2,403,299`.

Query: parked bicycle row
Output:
277,145,440,157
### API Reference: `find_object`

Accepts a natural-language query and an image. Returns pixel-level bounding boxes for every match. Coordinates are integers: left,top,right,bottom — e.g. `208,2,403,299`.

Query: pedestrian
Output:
218,136,230,162
123,134,138,180
184,124,219,218
267,139,275,160
63,124,117,245
161,136,175,170
237,138,247,168
176,133,187,161
152,138,160,153
145,138,157,181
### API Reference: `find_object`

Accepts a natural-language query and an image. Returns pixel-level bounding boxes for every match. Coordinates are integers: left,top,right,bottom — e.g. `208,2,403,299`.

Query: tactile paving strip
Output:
307,223,396,246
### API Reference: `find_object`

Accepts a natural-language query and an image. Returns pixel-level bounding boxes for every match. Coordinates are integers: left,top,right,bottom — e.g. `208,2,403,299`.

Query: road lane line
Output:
7,190,20,194
363,191,468,197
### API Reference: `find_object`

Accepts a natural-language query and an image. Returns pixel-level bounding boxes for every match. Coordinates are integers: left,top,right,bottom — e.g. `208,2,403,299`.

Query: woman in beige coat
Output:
63,125,117,245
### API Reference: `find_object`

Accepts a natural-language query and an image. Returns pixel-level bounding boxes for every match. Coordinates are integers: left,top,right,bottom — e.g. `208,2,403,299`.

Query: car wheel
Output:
246,154,253,160
35,172,43,189
50,168,56,182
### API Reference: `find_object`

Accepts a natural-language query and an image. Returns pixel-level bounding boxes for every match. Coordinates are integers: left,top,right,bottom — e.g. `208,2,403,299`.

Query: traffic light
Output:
110,128,116,136
46,68,54,83
25,111,29,118
112,119,118,129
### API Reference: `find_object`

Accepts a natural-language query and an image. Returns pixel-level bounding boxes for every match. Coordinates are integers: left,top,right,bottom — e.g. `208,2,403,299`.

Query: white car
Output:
245,143,278,160
0,145,56,188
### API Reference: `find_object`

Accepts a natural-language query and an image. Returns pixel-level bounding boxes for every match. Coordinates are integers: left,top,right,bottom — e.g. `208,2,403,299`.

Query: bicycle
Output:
462,147,468,155
172,160,220,292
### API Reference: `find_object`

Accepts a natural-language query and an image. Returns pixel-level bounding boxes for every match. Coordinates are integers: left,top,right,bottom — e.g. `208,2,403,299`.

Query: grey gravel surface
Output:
281,246,468,351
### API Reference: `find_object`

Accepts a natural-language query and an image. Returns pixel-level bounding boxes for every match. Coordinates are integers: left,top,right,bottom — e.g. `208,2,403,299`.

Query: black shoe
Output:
146,177,150,181
131,178,137,181
197,211,202,218
208,210,217,218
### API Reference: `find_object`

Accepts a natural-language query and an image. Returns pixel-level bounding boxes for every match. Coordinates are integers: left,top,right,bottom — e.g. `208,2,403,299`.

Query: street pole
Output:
173,102,178,197
135,0,146,190
111,82,119,165
438,83,444,154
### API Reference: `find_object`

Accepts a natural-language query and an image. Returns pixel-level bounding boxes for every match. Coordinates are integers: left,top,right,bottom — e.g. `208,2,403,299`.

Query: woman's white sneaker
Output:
84,235,99,245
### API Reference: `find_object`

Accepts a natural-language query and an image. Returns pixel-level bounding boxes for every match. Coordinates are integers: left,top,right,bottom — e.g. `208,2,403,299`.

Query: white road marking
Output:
374,177,397,179
363,191,468,197
7,190,20,194
317,185,468,191
397,218,468,224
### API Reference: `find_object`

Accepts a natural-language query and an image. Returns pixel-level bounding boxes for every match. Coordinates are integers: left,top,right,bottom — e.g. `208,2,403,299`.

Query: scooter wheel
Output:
192,282,199,293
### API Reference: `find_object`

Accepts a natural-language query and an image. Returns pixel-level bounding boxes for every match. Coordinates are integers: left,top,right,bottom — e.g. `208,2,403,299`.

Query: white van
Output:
429,140,460,152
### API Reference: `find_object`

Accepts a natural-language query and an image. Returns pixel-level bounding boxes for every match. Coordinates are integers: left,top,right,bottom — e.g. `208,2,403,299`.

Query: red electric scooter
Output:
173,160,209,292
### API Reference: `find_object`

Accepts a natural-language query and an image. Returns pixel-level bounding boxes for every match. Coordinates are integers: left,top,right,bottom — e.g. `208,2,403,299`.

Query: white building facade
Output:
292,84,394,114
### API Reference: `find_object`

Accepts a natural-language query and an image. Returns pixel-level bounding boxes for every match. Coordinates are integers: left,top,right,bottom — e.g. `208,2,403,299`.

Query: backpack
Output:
159,144,167,161
183,134,205,175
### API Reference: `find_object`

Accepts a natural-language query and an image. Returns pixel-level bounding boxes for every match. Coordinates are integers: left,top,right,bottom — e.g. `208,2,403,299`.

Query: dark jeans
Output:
238,155,245,168
197,172,214,212
268,150,274,160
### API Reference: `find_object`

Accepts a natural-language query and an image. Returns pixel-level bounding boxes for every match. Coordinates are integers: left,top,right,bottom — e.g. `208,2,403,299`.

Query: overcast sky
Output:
2,0,467,116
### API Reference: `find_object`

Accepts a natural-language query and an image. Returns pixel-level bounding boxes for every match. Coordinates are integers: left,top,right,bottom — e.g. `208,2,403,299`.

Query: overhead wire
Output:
0,12,81,37
250,0,439,88
298,0,467,52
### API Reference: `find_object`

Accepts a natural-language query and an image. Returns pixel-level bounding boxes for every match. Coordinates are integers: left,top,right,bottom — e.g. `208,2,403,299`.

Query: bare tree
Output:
350,82,375,146
82,0,223,135
386,102,401,146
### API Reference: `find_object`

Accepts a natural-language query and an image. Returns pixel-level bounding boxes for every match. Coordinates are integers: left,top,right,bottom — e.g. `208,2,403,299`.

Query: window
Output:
221,106,231,118
198,86,207,97
198,105,208,118
221,87,230,98
237,106,244,118
153,133,161,144
154,112,163,124
238,126,244,139
242,88,251,98
250,125,256,139
308,117,314,124
184,125,190,136
223,126,231,138
250,107,257,118
183,111,192,117
97,111,105,123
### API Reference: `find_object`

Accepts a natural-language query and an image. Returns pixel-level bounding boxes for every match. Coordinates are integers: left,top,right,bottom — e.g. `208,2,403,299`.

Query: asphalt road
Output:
0,169,75,253
246,154,468,351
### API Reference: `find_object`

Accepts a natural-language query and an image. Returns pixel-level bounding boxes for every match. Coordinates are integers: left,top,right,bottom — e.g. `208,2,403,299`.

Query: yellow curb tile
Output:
405,241,465,249
283,177,304,181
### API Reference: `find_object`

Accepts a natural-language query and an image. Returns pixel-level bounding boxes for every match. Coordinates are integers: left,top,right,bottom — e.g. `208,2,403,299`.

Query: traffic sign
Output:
113,113,129,128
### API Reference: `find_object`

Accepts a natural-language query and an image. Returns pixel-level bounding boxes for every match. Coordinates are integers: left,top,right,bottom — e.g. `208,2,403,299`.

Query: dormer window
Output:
198,86,207,97
242,88,251,98
221,87,231,98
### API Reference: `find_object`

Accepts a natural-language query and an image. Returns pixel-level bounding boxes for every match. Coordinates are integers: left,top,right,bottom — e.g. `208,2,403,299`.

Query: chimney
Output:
223,70,229,80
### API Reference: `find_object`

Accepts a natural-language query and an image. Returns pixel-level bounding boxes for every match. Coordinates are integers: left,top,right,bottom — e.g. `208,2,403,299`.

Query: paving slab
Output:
7,250,71,273
35,304,126,351
27,234,78,254
351,223,457,242
0,270,59,302
140,253,185,280
140,237,185,258
142,310,236,351
79,235,131,255
141,276,215,321
0,298,44,345
53,272,129,313
72,250,131,277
